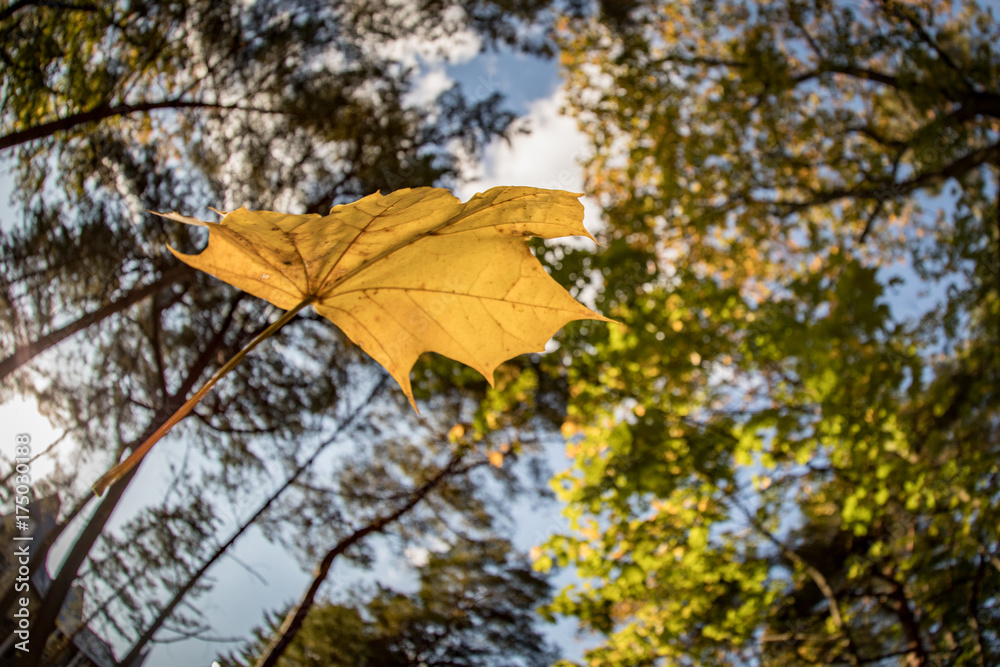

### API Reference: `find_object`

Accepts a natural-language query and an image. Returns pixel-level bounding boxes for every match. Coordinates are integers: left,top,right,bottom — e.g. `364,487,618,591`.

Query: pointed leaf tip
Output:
148,210,213,227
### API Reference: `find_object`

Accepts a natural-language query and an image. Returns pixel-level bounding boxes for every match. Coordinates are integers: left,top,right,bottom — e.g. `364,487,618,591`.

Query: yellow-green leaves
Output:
166,186,610,407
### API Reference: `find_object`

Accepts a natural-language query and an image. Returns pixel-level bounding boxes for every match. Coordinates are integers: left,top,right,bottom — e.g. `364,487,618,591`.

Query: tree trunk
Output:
17,298,241,667
0,493,90,620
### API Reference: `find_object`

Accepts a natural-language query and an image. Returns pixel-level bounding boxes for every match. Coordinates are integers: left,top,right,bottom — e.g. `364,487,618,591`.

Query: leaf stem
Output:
91,297,316,496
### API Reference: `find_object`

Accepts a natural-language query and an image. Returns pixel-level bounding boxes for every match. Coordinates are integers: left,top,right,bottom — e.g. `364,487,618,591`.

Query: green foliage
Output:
539,1,1000,664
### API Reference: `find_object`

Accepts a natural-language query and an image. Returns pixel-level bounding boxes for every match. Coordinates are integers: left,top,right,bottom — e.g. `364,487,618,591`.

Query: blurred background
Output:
1,1,998,665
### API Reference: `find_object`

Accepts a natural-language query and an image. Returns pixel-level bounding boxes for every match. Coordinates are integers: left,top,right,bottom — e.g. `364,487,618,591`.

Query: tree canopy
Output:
5,0,1000,665
538,1,1000,665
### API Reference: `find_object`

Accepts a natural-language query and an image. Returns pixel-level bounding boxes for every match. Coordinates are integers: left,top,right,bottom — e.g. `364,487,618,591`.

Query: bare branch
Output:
0,264,192,382
253,446,481,667
0,100,292,152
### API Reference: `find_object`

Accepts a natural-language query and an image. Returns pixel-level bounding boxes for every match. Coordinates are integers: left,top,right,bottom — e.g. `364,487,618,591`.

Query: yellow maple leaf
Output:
164,186,610,406
91,186,610,496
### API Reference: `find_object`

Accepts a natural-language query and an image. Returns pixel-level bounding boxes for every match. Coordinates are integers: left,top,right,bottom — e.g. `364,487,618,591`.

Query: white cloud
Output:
0,397,65,483
366,3,482,69
404,545,430,567
404,65,455,108
0,158,18,232
457,87,603,245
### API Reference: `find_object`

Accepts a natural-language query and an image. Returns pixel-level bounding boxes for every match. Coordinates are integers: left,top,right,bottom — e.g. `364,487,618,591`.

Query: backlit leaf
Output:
164,186,611,407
